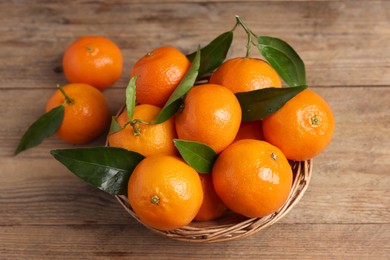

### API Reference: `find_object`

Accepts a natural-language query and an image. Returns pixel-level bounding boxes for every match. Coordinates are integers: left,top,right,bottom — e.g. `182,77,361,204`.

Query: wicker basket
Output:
115,159,312,243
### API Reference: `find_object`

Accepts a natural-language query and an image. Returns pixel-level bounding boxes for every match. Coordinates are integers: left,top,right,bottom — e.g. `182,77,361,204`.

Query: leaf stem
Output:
231,18,240,32
235,15,259,57
57,84,74,105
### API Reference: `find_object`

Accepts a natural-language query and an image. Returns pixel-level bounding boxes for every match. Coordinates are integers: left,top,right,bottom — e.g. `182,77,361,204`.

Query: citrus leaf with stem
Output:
173,139,217,174
236,85,308,121
15,105,64,155
187,31,233,79
257,36,306,87
50,147,144,195
152,47,200,124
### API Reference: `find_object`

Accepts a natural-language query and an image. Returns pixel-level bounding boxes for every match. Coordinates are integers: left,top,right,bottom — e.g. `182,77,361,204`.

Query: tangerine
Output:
108,104,177,156
262,89,335,161
63,36,123,90
130,46,191,107
175,84,242,153
209,57,281,93
193,174,227,222
45,83,110,144
212,139,293,218
128,154,203,231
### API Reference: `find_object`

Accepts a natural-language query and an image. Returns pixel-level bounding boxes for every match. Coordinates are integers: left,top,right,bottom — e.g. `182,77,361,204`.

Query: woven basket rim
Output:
115,160,312,243
110,105,313,243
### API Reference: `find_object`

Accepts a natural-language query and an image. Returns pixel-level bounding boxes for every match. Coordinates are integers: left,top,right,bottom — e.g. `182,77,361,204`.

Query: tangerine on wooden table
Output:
128,154,204,231
45,83,110,144
108,104,177,157
209,57,282,93
212,139,293,218
175,84,242,153
262,89,335,161
62,36,123,90
130,46,191,107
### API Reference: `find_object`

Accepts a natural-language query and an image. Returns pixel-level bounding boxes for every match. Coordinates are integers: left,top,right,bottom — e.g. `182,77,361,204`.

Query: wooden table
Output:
1,1,389,259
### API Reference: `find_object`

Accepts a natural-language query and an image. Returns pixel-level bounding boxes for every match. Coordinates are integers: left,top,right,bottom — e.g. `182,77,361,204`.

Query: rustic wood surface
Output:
1,0,389,259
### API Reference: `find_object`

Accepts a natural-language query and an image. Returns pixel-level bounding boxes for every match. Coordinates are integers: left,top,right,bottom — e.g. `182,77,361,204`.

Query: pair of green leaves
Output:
237,33,307,121
51,139,217,195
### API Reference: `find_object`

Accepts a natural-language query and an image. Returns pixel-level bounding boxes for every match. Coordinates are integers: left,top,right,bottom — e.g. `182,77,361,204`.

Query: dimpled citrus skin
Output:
128,154,204,231
130,46,191,107
212,139,293,218
262,89,335,161
45,83,110,144
175,84,242,153
108,104,177,157
209,57,282,93
62,36,123,90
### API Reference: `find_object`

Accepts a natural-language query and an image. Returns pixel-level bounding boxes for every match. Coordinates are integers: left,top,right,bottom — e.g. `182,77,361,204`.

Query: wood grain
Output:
1,224,389,259
0,0,389,259
0,1,389,89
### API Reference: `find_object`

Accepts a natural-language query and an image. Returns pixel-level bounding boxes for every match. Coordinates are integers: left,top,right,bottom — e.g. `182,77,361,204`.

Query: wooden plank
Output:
0,157,132,226
0,224,388,259
0,1,389,88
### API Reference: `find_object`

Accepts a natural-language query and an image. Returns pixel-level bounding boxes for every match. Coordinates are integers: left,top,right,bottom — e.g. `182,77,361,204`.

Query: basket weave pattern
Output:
116,159,312,243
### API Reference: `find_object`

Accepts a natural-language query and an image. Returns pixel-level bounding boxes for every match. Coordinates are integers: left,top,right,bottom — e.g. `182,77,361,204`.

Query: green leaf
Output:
152,47,200,124
50,147,144,195
126,75,138,121
236,85,308,122
173,139,217,174
108,116,122,135
15,105,64,155
187,31,233,79
257,36,306,87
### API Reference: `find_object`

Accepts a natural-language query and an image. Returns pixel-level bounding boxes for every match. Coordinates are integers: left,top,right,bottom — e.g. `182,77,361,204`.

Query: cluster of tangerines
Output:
15,36,122,155
106,46,335,231
16,31,334,232
45,36,121,145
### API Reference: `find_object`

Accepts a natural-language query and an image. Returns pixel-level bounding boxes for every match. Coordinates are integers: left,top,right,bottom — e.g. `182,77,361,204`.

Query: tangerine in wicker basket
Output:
49,16,334,243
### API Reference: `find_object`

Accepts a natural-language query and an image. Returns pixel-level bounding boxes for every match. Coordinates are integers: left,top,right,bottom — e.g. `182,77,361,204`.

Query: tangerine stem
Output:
57,84,74,105
86,45,94,52
235,16,253,58
235,16,260,57
310,115,321,126
129,119,151,136
231,17,240,32
151,195,160,205
129,120,141,136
